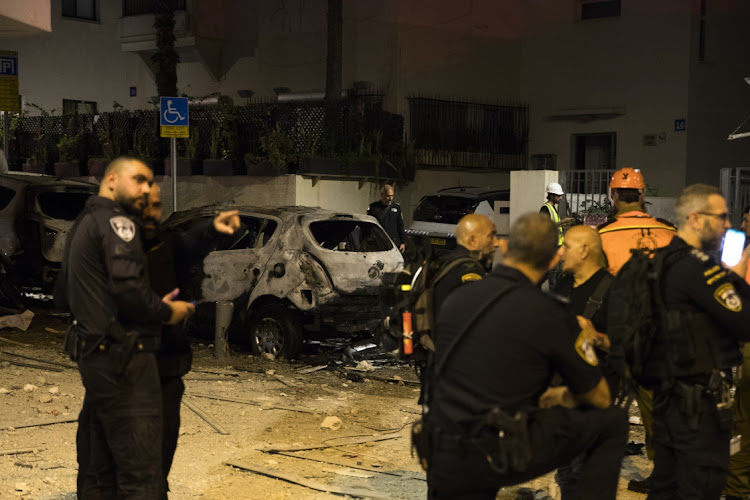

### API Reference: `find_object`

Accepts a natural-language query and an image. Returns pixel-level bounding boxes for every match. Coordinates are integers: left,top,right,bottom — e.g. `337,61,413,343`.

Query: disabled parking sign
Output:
160,97,189,138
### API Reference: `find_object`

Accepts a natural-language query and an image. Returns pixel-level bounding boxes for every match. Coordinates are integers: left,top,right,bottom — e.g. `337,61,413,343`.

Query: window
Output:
413,196,481,225
63,99,97,115
0,186,16,211
578,0,621,21
309,221,393,252
215,216,278,250
36,191,93,220
62,0,98,21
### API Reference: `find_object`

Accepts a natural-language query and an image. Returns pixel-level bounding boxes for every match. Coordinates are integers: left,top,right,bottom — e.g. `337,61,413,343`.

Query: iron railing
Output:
720,167,750,227
558,169,616,222
123,0,187,17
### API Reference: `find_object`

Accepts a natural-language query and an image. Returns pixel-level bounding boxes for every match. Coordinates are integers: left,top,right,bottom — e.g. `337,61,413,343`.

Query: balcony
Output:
119,0,224,80
0,0,51,37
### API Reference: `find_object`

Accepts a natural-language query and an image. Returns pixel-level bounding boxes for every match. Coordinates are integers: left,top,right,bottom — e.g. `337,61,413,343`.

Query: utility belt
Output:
412,406,533,474
64,319,159,376
669,370,734,432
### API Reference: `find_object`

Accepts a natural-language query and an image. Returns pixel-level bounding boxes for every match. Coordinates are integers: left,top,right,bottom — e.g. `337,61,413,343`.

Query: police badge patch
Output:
714,283,742,312
109,216,135,242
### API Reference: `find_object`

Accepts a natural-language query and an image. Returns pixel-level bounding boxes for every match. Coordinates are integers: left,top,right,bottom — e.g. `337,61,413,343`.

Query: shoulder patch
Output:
461,273,482,283
714,283,742,312
574,331,599,366
690,248,710,263
109,216,136,243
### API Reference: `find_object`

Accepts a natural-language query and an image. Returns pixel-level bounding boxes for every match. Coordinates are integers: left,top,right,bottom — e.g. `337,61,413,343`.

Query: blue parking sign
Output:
160,97,188,126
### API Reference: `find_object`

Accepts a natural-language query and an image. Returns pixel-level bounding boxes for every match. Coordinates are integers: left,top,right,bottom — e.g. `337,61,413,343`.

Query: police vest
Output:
544,202,563,246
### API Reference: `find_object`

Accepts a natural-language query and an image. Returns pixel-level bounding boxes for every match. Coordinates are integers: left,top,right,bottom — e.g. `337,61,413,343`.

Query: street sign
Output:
0,50,19,113
160,96,188,138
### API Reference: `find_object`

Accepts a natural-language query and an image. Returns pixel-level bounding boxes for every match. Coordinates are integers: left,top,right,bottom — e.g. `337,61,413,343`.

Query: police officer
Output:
599,167,676,275
540,182,573,289
598,167,675,493
644,184,750,500
62,157,194,499
427,213,627,499
368,184,405,253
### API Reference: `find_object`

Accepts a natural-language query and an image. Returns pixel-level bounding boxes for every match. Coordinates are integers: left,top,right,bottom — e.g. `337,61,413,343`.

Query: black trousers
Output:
160,375,185,499
427,406,628,500
648,389,732,500
76,351,162,500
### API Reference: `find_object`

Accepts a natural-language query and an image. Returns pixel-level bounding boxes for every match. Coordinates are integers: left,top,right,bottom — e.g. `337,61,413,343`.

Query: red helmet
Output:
610,167,645,190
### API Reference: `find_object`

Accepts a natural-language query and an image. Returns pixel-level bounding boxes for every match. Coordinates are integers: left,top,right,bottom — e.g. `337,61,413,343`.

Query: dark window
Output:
63,99,98,115
309,221,393,252
579,0,621,20
36,191,92,220
413,196,481,225
62,0,98,21
0,185,16,211
122,0,187,17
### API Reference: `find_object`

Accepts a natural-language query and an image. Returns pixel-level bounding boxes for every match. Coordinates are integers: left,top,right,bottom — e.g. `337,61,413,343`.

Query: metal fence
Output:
1,91,409,177
720,167,750,227
558,169,615,220
407,96,528,170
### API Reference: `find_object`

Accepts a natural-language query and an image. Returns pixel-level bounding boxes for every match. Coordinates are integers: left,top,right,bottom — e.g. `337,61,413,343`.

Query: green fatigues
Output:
724,343,750,498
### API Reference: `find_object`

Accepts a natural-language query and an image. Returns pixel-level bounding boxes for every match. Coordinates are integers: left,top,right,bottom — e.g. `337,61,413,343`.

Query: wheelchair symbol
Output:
163,100,185,124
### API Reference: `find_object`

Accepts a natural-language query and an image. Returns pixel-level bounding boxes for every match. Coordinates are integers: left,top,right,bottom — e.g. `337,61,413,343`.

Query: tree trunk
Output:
324,0,343,154
152,0,179,98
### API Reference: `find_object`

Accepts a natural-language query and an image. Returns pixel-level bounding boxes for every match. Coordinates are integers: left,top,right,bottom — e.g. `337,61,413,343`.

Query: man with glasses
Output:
641,184,750,499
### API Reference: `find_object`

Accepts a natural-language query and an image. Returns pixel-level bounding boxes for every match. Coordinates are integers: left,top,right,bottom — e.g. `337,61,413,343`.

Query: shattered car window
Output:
309,220,393,252
0,186,15,211
36,191,92,220
413,195,480,224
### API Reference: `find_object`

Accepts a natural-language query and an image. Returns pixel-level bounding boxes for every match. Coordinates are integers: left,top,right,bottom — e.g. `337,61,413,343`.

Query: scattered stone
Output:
39,394,53,403
266,459,279,466
628,416,642,425
355,360,375,372
320,416,343,431
392,375,402,380
24,384,37,392
42,477,55,485
264,427,272,433
48,387,59,394
0,361,10,368
264,353,276,361
0,388,9,394
14,482,28,491
265,370,276,376
342,383,349,388
36,376,46,385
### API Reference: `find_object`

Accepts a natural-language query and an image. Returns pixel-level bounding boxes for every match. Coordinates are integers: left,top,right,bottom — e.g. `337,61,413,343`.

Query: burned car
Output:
0,173,97,297
164,206,404,358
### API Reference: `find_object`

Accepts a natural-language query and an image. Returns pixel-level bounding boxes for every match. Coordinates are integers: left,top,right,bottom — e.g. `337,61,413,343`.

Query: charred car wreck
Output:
165,206,404,358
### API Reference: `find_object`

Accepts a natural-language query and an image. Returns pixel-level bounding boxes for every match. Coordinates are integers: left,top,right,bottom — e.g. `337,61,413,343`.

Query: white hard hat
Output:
545,182,564,195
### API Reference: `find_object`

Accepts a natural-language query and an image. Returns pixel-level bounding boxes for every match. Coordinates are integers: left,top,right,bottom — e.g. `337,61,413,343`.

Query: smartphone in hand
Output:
721,228,746,267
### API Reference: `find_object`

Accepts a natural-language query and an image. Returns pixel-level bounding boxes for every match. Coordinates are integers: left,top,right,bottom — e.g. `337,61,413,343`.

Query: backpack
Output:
607,245,687,384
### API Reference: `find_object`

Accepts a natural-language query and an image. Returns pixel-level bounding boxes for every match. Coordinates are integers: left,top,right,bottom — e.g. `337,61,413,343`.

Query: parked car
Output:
164,205,404,358
0,172,97,298
406,186,510,251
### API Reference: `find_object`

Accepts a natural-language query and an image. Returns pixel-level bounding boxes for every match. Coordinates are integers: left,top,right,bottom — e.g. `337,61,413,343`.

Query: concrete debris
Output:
38,394,52,403
23,384,37,392
320,416,343,431
263,353,275,361
629,416,642,425
0,361,10,368
265,459,279,466
355,360,375,372
48,387,59,394
14,482,28,491
0,388,8,394
36,376,46,385
265,370,276,376
0,309,34,332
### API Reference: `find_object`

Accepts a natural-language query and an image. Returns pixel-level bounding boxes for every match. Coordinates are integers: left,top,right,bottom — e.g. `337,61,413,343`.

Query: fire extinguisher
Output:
402,310,413,355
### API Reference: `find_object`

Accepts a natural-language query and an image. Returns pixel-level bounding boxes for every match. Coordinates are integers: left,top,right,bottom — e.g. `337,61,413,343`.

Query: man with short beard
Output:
59,157,194,499
368,184,405,253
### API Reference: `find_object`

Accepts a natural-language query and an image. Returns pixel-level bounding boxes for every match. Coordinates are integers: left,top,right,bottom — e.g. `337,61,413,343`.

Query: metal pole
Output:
171,137,177,213
214,300,233,360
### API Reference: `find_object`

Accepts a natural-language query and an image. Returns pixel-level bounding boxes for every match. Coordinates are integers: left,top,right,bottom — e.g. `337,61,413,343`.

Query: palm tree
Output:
152,0,179,98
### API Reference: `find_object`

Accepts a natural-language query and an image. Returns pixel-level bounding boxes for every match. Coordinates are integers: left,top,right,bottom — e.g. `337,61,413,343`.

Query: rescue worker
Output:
540,182,573,288
554,225,616,499
61,157,194,498
644,184,750,500
368,184,405,253
724,203,750,500
598,167,676,494
427,212,627,499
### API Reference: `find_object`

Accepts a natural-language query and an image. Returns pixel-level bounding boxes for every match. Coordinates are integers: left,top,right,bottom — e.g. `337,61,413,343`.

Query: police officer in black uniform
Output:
140,185,239,498
427,213,627,499
61,157,194,499
641,184,750,500
368,184,405,253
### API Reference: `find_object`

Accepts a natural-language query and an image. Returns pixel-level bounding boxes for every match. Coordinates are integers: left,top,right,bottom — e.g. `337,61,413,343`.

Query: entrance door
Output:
573,132,616,170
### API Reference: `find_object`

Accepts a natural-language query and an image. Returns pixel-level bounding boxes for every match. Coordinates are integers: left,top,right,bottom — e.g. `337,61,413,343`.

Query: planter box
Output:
302,158,379,178
246,160,282,176
54,161,80,177
203,159,234,176
88,159,108,178
164,158,192,176
22,163,46,174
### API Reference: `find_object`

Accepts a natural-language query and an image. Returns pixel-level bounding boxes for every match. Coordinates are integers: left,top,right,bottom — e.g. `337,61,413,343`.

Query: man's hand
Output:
576,315,598,342
162,288,195,325
539,386,576,409
399,243,405,253
213,210,241,235
729,244,750,279
560,217,574,229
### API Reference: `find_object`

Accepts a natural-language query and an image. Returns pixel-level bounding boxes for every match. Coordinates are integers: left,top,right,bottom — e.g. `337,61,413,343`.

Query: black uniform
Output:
427,265,627,499
643,236,750,500
368,201,405,247
431,245,486,313
64,196,171,499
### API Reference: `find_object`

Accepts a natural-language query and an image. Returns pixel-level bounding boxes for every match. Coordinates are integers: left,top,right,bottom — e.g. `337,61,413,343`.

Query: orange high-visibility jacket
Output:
598,211,676,275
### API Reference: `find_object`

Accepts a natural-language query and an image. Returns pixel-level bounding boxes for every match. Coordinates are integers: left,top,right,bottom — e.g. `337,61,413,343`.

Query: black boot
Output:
627,476,650,494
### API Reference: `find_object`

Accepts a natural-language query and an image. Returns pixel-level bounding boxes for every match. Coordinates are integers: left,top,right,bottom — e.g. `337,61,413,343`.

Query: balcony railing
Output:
122,0,186,17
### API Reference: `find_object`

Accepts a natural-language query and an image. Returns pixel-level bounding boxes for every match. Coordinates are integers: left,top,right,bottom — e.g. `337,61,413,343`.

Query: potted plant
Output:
203,97,237,176
132,118,159,171
575,199,613,227
89,103,130,177
54,116,82,177
22,102,54,174
246,123,294,176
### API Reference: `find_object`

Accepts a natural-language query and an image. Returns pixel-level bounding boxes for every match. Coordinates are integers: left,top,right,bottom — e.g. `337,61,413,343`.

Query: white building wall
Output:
521,1,693,196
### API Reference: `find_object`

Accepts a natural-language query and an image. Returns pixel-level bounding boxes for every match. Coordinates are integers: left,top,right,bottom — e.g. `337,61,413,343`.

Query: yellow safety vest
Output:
544,202,563,246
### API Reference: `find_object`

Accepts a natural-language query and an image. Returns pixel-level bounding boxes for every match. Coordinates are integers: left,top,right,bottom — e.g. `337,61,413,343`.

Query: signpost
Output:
159,97,189,213
0,50,19,160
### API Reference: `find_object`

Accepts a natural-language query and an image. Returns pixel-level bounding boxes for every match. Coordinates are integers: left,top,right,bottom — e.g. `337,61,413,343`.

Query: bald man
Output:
368,184,406,252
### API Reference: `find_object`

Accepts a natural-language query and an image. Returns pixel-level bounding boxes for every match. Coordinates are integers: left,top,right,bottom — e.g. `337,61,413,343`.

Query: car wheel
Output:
248,305,302,359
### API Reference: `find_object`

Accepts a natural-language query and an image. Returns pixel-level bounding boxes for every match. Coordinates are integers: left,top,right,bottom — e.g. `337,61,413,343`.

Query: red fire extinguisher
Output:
402,310,413,355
